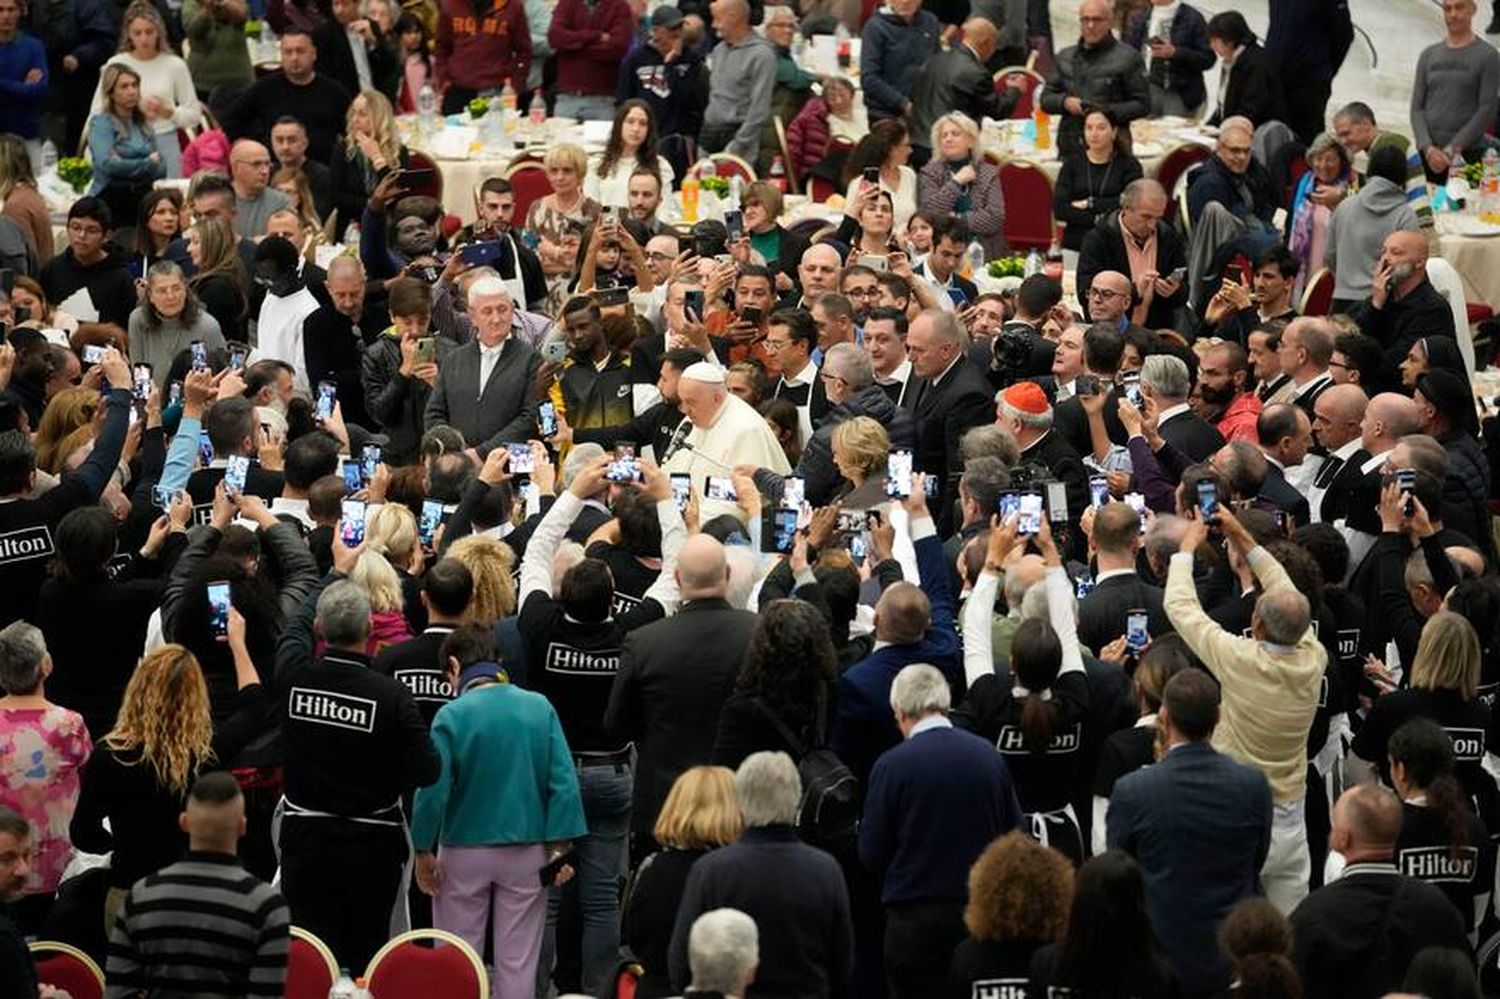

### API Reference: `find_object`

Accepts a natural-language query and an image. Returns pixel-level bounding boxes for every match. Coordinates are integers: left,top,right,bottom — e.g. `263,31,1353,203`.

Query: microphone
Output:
674,440,738,472
660,418,693,463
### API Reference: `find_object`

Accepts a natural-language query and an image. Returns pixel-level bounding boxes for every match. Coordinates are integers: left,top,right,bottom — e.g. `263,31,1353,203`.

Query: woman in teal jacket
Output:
412,625,586,999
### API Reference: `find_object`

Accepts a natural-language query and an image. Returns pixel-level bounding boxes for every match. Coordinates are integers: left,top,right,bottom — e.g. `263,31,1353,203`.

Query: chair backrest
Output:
773,115,799,194
30,941,105,999
1298,267,1335,317
504,160,553,229
999,160,1055,251
705,152,758,183
286,926,340,999
403,150,443,201
993,66,1044,119
365,929,489,999
809,173,839,202
1176,184,1193,239
1155,143,1212,199
1423,257,1477,375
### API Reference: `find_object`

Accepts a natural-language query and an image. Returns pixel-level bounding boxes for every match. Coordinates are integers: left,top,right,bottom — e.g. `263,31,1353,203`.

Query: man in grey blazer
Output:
1107,668,1272,998
424,277,543,459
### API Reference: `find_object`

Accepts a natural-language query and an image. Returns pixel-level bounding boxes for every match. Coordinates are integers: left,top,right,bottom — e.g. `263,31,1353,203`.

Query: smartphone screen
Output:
167,381,183,408
361,444,381,484
1018,493,1044,535
1124,492,1148,533
836,509,864,535
537,401,558,437
1396,467,1416,492
153,484,175,514
223,454,250,496
706,475,737,502
340,499,367,547
606,443,640,483
683,289,705,319
849,533,868,560
229,348,246,371
1089,475,1109,509
782,476,805,511
764,507,798,554
419,498,443,547
190,340,208,371
1196,480,1218,519
1122,373,1142,408
1126,609,1150,652
997,492,1021,523
197,428,214,466
207,580,232,638
315,380,337,422
885,450,913,499
508,442,535,474
342,460,363,492
670,473,692,511
1045,481,1068,523
132,363,153,402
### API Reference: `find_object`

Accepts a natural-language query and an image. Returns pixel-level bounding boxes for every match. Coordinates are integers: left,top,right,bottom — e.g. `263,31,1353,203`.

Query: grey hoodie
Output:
705,32,778,163
1324,177,1421,301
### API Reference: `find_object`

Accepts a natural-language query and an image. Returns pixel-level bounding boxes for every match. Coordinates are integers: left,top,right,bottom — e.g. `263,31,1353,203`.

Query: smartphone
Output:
670,472,692,511
856,253,889,273
595,285,631,308
782,476,805,510
315,380,337,422
152,484,175,514
706,475,737,502
1168,266,1187,283
340,499,367,547
399,167,437,187
419,498,443,547
607,443,641,484
459,240,506,267
413,336,436,365
723,208,744,242
1089,475,1109,509
740,305,763,326
537,400,558,437
1076,373,1099,398
1125,608,1150,652
541,338,568,364
190,340,208,371
228,347,246,371
167,380,183,408
1045,481,1068,523
223,454,250,496
342,459,364,493
197,428,214,465
924,476,939,498
997,491,1021,523
519,480,542,518
885,450,913,499
862,166,879,185
683,288,705,320
539,848,577,887
1196,479,1219,520
764,507,798,554
207,580,232,638
848,532,868,560
1017,492,1044,535
132,363,153,403
508,441,535,474
836,509,864,534
1124,491,1148,533
1122,371,1142,408
82,344,106,364
1396,467,1416,517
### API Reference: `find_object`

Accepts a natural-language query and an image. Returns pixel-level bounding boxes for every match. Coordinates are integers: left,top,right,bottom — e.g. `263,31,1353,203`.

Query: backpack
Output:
752,694,860,849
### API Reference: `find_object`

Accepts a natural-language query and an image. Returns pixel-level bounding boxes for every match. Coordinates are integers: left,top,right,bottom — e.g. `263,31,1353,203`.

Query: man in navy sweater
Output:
859,664,1022,999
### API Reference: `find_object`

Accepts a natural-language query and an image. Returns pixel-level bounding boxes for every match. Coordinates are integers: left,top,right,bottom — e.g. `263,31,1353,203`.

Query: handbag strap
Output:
751,696,808,759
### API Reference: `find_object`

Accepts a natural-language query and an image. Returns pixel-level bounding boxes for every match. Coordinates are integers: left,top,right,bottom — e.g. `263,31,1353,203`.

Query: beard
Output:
1199,380,1237,407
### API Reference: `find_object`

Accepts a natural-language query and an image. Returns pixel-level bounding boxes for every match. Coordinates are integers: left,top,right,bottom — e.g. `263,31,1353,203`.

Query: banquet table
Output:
1436,212,1500,312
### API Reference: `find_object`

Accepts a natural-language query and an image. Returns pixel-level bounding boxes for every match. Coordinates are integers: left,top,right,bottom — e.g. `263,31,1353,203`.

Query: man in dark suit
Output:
312,0,398,100
1078,503,1169,653
1142,353,1225,462
1214,440,1309,528
866,308,920,411
1256,403,1315,526
1108,668,1273,998
1291,784,1470,999
859,663,1022,998
605,533,759,860
1077,180,1188,331
186,396,285,509
907,310,995,536
967,276,1060,392
371,559,471,728
1205,19,1285,127
907,18,1017,164
1052,322,1129,458
424,278,542,460
1278,317,1336,420
997,381,1089,536
1308,383,1368,525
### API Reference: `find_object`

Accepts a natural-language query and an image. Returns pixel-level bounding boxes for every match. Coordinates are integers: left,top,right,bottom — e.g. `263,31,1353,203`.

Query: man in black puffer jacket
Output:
754,342,916,505
1038,0,1150,154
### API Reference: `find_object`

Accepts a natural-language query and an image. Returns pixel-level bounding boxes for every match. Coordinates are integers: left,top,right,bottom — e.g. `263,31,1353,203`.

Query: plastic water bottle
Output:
1447,151,1469,213
681,171,700,224
729,174,743,209
351,978,373,999
499,81,517,112
329,971,358,999
417,82,439,133
528,89,547,128
768,156,788,193
963,240,986,280
40,139,56,173
1024,247,1043,277
1482,148,1499,210
835,23,851,68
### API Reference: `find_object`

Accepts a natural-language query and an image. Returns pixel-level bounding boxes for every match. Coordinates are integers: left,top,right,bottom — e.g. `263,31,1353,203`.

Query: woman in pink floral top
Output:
0,622,92,908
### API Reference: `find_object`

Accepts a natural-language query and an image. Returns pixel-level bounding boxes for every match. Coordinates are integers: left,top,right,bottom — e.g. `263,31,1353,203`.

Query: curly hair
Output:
735,600,837,738
1219,898,1300,999
964,831,1073,942
445,534,517,626
103,645,214,796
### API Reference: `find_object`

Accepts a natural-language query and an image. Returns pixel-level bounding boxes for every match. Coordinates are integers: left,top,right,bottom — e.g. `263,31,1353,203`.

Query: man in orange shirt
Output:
709,265,780,374
1196,340,1261,444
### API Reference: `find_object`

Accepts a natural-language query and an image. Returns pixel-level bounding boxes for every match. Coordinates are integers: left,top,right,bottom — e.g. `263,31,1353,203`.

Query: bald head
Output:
230,139,273,198
1253,586,1311,646
1313,383,1368,451
1362,392,1423,452
1078,0,1112,42
1332,784,1403,858
1090,270,1133,321
875,581,931,644
677,534,730,599
961,16,999,57
799,243,842,297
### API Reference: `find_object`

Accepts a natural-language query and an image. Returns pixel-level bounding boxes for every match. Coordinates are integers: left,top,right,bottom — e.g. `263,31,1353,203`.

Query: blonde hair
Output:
104,645,214,796
445,534,517,625
345,89,401,166
1411,610,1481,700
653,766,744,850
347,550,406,614
99,63,147,129
544,143,588,177
117,1,170,54
271,167,321,234
190,217,240,284
35,388,100,474
366,502,418,572
831,416,889,479
929,111,980,155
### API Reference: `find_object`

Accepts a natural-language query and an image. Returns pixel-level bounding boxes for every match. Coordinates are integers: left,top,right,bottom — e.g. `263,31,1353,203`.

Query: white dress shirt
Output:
478,339,506,397
347,26,373,91
1307,437,1363,524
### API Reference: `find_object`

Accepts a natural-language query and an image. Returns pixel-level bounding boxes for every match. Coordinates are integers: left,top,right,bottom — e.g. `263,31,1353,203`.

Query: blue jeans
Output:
554,92,616,122
537,761,632,996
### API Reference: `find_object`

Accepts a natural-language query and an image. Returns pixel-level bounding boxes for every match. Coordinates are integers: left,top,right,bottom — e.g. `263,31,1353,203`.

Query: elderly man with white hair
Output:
681,909,759,998
668,751,852,997
423,276,543,461
1164,506,1326,914
1140,353,1225,462
663,362,792,508
859,664,1022,998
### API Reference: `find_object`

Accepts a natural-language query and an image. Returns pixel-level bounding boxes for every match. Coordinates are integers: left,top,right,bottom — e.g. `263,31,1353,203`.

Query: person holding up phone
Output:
363,277,457,465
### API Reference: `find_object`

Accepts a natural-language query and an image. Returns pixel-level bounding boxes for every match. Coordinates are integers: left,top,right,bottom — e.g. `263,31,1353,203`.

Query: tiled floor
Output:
1050,0,1455,139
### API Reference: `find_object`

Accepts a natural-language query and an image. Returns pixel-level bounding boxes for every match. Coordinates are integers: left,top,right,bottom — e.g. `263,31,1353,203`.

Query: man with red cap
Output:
997,380,1089,532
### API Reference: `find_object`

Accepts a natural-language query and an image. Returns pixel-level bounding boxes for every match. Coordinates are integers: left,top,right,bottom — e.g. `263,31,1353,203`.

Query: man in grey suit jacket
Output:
423,277,543,458
1107,668,1272,998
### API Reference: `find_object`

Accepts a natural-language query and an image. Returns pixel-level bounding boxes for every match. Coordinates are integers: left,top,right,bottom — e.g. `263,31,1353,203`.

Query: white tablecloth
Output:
1437,213,1500,309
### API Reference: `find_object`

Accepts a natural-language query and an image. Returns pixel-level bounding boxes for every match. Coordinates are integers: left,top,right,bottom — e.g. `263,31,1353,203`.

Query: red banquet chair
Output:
1155,142,1212,199
30,941,104,999
999,161,1055,251
1300,268,1335,316
993,65,1045,119
704,153,758,184
504,157,553,229
286,926,340,999
365,928,488,999
402,151,443,201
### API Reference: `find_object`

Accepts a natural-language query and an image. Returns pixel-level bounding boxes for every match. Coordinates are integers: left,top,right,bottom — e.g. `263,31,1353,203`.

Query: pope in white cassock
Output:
663,362,792,511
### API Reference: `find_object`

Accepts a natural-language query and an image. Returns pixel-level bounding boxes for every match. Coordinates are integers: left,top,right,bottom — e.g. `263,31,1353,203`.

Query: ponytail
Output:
1012,617,1064,753
1427,773,1472,859
1019,692,1060,753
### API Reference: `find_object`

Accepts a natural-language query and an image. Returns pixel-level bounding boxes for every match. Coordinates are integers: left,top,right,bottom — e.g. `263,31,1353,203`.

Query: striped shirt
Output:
105,851,289,998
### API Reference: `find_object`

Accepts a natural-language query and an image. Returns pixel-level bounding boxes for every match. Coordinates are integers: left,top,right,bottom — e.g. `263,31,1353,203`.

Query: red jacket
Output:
435,0,532,93
547,0,631,96
785,96,830,179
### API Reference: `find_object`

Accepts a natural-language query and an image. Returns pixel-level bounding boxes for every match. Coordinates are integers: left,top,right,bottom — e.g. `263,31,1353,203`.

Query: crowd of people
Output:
0,0,1499,996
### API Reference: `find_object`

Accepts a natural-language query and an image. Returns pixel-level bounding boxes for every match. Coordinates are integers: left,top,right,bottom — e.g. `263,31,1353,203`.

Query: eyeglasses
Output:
1327,360,1350,371
820,371,848,386
646,251,675,262
763,339,791,351
1088,288,1126,301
